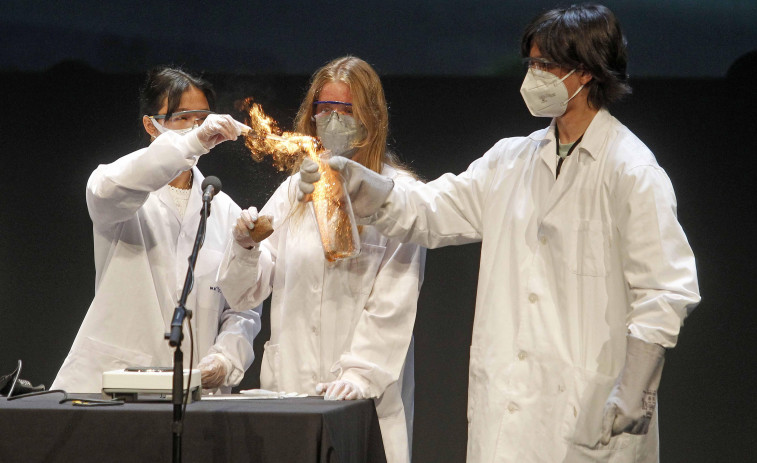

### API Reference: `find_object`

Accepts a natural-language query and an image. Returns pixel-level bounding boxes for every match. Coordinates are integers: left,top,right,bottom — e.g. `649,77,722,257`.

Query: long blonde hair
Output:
287,57,416,223
293,56,411,176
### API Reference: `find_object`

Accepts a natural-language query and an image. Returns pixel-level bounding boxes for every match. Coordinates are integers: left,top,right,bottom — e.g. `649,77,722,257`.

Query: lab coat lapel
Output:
175,169,203,310
184,169,203,226
538,115,604,220
542,150,582,219
155,186,182,223
534,124,578,219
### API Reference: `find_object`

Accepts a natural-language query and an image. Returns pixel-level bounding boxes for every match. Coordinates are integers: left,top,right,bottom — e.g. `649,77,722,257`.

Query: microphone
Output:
201,176,222,202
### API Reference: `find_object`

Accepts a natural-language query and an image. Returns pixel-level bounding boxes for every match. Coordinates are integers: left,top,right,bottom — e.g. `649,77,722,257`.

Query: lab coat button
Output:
312,327,319,335
528,293,538,303
507,402,519,413
539,236,547,245
517,351,527,361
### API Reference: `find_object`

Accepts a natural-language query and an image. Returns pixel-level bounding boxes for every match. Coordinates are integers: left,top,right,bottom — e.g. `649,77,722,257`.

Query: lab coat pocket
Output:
260,341,281,392
564,368,635,456
348,244,386,295
569,219,609,277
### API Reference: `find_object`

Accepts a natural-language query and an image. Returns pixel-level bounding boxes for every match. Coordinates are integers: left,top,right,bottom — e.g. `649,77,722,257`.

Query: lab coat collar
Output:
574,108,614,161
155,167,204,222
527,108,614,162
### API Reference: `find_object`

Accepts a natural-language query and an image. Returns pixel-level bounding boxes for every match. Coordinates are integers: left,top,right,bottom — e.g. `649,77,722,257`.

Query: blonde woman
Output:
219,56,424,463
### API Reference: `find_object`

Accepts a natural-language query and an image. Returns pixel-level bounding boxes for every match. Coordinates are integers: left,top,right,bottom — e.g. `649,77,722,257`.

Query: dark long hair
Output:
521,3,631,109
139,66,216,124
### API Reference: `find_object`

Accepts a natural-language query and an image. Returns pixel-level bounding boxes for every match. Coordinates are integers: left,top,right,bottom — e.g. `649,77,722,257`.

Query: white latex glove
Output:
296,157,322,201
194,114,249,150
198,355,228,390
231,207,259,250
316,380,365,401
600,336,666,445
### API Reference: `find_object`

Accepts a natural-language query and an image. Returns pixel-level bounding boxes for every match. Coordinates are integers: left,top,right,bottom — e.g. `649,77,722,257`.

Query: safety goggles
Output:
313,100,353,118
150,109,215,129
522,57,564,73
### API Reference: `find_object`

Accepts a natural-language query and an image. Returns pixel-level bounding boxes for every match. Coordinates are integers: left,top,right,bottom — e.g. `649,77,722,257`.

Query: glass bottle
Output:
309,151,361,261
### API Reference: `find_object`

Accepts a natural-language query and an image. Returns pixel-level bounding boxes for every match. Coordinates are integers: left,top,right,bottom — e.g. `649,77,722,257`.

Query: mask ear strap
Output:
567,84,585,102
150,117,168,134
558,68,576,83
561,69,584,103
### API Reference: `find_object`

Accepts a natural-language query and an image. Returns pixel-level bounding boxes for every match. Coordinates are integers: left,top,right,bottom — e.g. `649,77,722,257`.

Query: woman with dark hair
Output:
52,66,260,394
219,56,424,463
299,5,700,463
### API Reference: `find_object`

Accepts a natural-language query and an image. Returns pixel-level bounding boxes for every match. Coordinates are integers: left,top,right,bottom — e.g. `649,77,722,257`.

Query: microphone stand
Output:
165,188,213,463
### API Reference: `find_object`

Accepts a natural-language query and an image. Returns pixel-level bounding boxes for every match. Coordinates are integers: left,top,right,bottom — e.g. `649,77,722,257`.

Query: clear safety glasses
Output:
150,109,215,129
313,100,353,118
522,57,564,73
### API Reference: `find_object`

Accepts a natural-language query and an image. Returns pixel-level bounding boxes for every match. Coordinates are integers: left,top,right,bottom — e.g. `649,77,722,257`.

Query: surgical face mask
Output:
520,68,584,117
314,111,365,159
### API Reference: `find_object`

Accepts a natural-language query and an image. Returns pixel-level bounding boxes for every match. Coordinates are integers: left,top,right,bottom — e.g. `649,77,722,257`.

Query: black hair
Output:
520,3,631,109
138,66,216,120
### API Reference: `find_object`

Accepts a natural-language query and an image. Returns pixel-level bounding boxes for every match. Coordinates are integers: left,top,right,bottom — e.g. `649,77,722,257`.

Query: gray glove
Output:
296,156,394,218
296,157,322,201
328,156,395,219
600,336,665,445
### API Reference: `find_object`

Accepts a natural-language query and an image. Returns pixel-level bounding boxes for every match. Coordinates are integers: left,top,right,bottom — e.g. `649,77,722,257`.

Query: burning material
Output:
239,99,360,261
238,98,320,172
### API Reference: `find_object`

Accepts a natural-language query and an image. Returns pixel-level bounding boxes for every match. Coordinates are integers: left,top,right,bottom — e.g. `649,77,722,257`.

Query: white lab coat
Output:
371,110,700,463
219,164,425,463
52,131,260,393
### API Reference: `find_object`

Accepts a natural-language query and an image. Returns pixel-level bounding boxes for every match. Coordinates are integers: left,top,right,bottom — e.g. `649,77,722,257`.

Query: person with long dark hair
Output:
53,66,260,394
299,6,700,462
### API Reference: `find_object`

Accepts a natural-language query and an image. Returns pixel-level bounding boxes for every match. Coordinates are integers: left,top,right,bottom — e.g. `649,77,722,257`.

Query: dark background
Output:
2,1,757,462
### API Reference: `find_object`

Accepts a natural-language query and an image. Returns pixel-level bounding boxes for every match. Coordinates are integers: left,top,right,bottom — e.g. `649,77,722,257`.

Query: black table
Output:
0,393,386,463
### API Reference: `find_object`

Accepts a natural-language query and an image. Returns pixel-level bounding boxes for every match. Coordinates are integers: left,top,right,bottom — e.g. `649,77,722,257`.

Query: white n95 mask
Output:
315,111,365,159
520,68,584,117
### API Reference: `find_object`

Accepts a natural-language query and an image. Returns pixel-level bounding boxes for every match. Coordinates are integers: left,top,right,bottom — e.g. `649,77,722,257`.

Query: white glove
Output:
231,207,259,250
194,114,249,150
600,336,665,445
316,380,365,401
198,355,229,390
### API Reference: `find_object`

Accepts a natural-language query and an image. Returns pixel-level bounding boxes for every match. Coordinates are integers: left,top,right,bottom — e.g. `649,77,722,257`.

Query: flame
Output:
240,98,359,261
240,97,321,172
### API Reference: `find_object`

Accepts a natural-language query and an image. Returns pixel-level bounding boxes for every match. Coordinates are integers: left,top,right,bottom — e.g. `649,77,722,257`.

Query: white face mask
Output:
520,68,584,117
314,111,365,159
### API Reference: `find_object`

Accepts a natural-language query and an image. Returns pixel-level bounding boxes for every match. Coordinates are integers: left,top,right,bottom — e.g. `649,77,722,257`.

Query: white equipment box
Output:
102,367,202,402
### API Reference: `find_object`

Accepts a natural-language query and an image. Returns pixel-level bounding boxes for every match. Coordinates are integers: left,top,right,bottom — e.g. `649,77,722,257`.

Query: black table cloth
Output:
0,393,386,462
